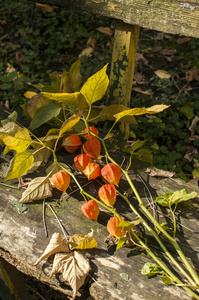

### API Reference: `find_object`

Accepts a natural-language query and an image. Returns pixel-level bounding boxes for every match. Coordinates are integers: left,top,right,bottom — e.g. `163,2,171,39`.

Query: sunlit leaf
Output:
118,219,142,231
30,102,61,130
34,233,70,266
5,150,34,180
19,177,52,203
141,262,164,278
50,251,90,298
42,91,88,109
116,238,126,251
59,112,81,137
1,111,18,126
24,91,37,99
114,104,170,122
80,64,109,106
70,59,82,92
154,70,171,79
0,127,32,154
69,229,97,250
169,189,197,206
90,104,137,124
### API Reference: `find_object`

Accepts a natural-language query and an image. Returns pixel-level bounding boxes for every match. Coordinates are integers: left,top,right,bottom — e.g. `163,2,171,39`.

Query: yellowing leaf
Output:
50,252,90,298
80,64,109,106
97,26,113,36
154,70,171,79
69,229,97,250
59,112,81,137
60,71,73,93
0,127,32,154
42,91,88,109
19,177,52,203
114,104,170,122
79,47,94,58
5,150,34,180
23,91,37,99
34,233,70,266
0,122,22,154
36,3,53,13
70,59,82,92
26,94,51,119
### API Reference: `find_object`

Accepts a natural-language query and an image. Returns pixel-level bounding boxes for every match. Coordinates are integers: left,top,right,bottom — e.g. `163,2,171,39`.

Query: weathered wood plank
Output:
0,151,199,299
32,0,199,38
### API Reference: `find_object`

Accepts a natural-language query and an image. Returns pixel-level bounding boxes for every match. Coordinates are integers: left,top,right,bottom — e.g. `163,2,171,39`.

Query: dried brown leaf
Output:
50,251,91,298
145,168,176,178
34,233,70,266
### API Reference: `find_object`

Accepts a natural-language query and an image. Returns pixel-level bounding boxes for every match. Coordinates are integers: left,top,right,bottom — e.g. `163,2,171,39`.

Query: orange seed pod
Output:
98,184,116,207
52,171,70,192
83,126,98,140
107,217,126,239
81,200,99,221
83,138,101,159
62,134,81,153
101,163,121,186
74,154,91,172
83,162,101,180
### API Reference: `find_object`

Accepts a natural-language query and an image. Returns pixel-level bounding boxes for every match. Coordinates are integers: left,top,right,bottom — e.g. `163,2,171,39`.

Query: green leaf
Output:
155,193,171,207
11,200,27,213
118,218,142,231
133,149,153,165
130,140,147,152
80,64,109,106
161,275,173,285
42,92,88,109
116,238,126,251
141,262,164,278
30,102,61,130
5,150,34,180
169,189,197,206
114,104,170,123
180,103,194,120
26,94,51,119
70,59,82,92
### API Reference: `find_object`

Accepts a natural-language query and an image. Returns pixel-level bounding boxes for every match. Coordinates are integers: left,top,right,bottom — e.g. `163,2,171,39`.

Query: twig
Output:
0,181,19,189
46,203,69,238
43,199,48,237
26,283,46,300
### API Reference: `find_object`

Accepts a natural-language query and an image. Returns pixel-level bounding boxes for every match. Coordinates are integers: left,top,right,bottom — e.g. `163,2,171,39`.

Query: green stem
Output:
170,204,177,239
117,190,197,287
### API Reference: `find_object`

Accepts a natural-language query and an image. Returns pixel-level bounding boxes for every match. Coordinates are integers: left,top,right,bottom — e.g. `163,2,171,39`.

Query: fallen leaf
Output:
160,49,176,56
79,47,94,58
69,229,97,250
154,70,171,79
133,87,151,96
145,167,176,178
24,91,37,99
34,233,70,266
50,251,91,298
186,68,199,82
97,26,113,36
19,177,52,203
177,37,191,44
36,3,53,12
87,37,97,47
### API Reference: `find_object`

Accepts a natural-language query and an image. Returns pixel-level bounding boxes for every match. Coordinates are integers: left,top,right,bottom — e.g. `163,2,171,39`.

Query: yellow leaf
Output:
154,70,171,79
80,64,109,106
79,47,94,58
69,229,97,250
42,91,87,109
59,112,81,137
5,150,34,180
0,127,32,153
114,104,170,122
60,71,73,93
36,3,53,12
24,91,37,99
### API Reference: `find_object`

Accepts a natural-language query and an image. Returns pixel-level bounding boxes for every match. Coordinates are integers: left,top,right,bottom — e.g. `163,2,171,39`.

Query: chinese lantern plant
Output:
1,64,199,299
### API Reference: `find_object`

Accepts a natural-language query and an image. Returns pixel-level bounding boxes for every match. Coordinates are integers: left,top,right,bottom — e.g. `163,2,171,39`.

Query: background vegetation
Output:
0,0,199,183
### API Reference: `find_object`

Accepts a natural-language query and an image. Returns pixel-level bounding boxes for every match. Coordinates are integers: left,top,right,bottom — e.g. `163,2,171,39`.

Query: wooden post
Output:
108,21,140,138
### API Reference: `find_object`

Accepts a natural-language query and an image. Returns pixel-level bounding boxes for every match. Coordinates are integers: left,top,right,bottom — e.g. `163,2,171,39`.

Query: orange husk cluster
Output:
51,171,70,193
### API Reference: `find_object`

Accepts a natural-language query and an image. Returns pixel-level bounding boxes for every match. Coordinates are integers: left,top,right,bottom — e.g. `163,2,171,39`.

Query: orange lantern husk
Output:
81,200,99,221
83,138,101,159
98,184,116,207
83,126,98,140
74,154,91,172
83,162,101,180
101,163,121,186
62,134,81,153
107,217,126,239
51,170,70,192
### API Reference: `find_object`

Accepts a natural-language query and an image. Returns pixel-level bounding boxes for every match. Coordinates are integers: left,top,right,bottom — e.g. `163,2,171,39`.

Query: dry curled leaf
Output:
50,251,91,298
34,233,70,266
145,167,176,178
